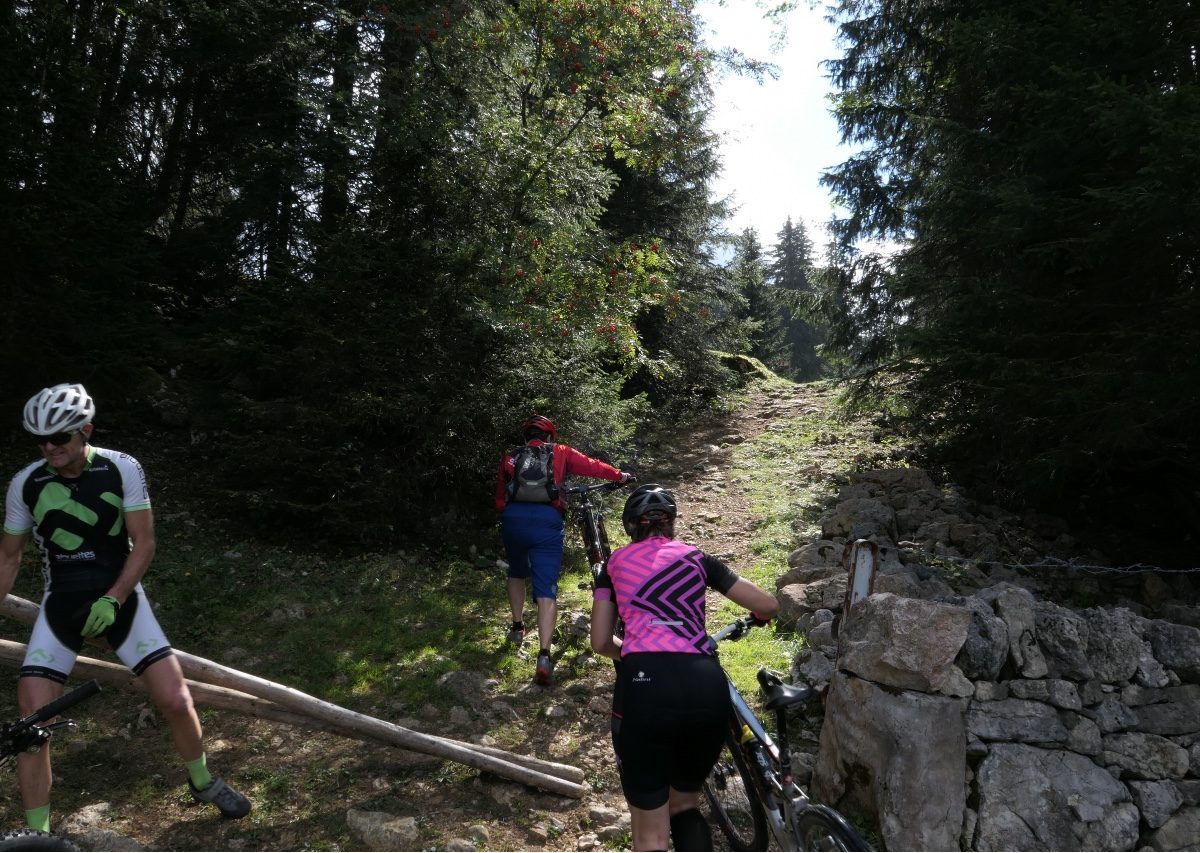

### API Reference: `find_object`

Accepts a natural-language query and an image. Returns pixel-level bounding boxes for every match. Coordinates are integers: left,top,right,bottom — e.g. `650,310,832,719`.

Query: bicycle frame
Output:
726,676,814,848
565,481,625,586
0,679,101,769
710,617,868,852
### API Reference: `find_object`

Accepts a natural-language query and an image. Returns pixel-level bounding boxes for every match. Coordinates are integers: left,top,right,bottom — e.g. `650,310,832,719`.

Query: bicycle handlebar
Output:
21,680,101,726
564,480,633,498
710,613,770,645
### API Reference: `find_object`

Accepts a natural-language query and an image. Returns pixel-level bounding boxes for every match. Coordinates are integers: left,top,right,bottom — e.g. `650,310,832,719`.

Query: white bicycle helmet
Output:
22,383,96,435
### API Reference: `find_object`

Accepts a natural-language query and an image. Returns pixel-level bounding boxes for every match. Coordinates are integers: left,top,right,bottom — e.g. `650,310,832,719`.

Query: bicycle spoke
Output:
701,732,768,851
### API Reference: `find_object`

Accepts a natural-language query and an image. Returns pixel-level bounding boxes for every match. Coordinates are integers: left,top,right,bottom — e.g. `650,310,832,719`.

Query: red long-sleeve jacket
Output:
495,439,623,513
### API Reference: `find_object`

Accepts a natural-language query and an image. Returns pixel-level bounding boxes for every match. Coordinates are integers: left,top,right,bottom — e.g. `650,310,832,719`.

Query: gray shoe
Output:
189,776,251,819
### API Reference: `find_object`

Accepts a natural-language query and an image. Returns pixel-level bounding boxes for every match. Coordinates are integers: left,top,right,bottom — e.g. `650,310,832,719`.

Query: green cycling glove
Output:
82,595,120,638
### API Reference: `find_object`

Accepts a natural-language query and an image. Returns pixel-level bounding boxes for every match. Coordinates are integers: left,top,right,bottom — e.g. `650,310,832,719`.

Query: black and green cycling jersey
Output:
3,446,151,594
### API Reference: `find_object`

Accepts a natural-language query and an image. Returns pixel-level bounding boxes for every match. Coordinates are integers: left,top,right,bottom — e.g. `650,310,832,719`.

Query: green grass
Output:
705,394,843,691
128,527,610,707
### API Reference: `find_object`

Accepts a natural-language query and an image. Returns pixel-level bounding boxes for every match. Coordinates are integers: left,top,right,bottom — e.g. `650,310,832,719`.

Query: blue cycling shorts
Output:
501,502,565,600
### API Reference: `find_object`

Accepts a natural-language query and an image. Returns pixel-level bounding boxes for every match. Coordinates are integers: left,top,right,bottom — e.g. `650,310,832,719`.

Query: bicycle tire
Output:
795,804,872,852
702,730,768,851
0,830,79,852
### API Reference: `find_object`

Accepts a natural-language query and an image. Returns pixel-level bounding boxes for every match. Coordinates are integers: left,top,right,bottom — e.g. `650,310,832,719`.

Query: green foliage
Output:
820,0,1200,563
0,0,761,547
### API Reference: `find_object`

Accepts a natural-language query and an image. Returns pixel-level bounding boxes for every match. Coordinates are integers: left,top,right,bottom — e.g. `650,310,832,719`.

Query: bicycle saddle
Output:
757,669,816,711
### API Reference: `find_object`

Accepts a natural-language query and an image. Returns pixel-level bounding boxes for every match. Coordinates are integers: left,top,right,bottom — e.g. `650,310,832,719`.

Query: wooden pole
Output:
0,640,329,730
0,595,586,796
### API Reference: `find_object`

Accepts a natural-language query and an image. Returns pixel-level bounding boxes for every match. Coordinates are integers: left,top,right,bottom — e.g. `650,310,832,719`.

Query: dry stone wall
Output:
779,468,1200,852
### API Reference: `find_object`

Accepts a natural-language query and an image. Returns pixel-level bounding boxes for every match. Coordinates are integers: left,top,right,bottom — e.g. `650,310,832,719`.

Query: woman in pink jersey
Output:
590,485,779,851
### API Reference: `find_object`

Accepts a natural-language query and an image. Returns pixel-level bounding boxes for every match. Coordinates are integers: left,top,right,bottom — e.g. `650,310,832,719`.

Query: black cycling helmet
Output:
622,484,678,537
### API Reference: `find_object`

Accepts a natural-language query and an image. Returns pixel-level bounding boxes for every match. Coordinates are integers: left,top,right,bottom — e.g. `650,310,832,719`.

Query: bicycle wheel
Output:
795,804,872,852
0,830,79,852
702,731,768,851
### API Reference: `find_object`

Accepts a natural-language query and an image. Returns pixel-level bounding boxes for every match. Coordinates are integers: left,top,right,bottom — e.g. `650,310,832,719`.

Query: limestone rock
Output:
992,585,1048,678
974,743,1138,851
1147,620,1200,681
1008,678,1082,711
1144,806,1200,851
1083,608,1146,685
956,598,1009,681
1035,600,1094,680
1129,780,1184,829
347,810,422,851
821,497,897,540
836,593,972,693
967,698,1069,745
1135,699,1200,737
1102,732,1190,780
813,672,967,852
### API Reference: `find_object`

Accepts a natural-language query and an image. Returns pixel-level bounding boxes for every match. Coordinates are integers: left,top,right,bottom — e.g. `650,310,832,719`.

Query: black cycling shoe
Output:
189,776,252,819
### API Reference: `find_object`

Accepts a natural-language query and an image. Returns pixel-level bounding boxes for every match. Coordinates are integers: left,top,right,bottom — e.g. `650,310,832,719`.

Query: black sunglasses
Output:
35,430,81,447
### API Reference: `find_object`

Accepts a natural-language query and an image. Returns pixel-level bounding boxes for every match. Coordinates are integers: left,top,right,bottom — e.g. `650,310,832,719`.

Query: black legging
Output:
610,652,731,810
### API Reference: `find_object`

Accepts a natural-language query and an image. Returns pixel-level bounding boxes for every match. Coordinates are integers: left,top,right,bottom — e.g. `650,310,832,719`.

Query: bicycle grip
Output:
32,679,101,723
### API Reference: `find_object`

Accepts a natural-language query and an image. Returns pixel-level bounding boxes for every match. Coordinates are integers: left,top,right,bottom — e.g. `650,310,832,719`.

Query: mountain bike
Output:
703,616,870,852
0,679,102,852
565,480,630,587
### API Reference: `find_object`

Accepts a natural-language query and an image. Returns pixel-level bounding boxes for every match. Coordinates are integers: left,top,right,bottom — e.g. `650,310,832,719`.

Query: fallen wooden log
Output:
0,638,584,784
1,595,586,796
0,639,328,730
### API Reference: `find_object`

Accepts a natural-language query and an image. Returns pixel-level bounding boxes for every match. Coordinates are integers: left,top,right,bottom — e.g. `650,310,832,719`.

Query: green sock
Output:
25,805,50,833
185,754,213,789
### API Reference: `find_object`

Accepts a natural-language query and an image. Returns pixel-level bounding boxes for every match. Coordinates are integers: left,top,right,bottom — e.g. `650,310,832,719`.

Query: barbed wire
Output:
898,547,1200,576
1017,557,1200,576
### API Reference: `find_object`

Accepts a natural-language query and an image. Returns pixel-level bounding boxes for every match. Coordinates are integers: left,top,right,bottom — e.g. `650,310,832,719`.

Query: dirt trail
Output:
653,381,843,561
493,379,854,853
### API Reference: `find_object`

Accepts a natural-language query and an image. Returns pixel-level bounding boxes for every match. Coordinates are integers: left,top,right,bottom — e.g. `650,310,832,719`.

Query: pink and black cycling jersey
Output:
595,535,739,656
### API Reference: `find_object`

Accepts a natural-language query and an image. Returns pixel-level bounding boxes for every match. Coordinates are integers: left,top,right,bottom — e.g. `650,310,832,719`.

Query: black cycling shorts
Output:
610,652,731,810
21,584,173,682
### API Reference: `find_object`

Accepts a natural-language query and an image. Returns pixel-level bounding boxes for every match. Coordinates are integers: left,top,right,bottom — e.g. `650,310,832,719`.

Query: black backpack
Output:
507,443,558,503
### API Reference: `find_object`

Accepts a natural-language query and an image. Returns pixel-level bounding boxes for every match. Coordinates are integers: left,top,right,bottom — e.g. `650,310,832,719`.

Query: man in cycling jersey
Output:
496,414,632,686
0,383,251,833
591,484,778,851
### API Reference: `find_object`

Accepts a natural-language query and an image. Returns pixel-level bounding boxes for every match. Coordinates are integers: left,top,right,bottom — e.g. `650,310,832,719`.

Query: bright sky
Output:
697,1,848,257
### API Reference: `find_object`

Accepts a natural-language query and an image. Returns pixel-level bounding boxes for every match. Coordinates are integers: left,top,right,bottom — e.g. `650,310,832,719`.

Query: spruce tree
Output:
822,0,1200,563
766,217,826,380
732,228,791,373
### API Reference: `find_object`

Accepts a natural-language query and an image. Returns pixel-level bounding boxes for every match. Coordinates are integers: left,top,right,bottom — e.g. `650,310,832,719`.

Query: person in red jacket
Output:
496,414,631,685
